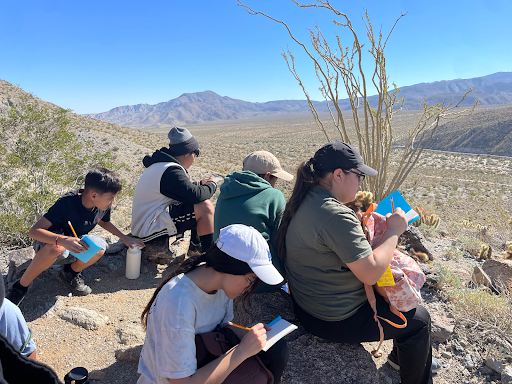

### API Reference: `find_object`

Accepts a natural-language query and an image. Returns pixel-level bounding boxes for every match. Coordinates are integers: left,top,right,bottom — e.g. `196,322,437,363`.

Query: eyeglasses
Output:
244,274,254,286
349,170,366,182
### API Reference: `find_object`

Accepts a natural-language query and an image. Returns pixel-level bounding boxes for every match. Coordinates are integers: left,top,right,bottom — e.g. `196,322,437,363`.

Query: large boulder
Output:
482,259,512,292
399,227,433,261
5,246,35,289
234,291,380,384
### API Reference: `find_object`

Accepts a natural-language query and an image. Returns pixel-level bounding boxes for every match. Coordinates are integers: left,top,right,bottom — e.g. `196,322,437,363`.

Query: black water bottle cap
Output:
65,367,89,384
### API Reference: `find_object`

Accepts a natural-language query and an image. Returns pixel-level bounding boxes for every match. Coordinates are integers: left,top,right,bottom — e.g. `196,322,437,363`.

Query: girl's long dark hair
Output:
141,244,259,329
277,158,349,263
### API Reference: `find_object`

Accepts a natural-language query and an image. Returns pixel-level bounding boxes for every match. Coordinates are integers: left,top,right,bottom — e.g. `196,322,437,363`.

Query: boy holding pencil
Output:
6,168,144,305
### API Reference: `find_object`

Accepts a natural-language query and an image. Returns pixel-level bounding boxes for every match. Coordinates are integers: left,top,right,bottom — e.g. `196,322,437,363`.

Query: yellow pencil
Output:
227,321,251,331
390,197,395,214
68,221,78,238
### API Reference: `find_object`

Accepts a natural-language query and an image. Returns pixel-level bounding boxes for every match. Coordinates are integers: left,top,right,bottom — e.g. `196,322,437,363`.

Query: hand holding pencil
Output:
63,221,89,253
386,206,408,236
237,323,268,357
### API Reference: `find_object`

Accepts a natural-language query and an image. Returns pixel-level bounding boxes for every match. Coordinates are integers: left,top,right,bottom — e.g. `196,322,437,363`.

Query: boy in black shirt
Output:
6,168,144,305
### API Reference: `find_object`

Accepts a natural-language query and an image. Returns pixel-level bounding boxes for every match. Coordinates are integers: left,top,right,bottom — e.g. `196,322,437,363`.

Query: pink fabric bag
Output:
358,206,426,357
365,212,426,312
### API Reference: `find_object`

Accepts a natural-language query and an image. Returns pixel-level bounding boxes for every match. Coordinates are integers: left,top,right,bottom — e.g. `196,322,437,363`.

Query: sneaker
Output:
431,357,442,373
6,281,27,306
387,350,442,373
58,267,92,296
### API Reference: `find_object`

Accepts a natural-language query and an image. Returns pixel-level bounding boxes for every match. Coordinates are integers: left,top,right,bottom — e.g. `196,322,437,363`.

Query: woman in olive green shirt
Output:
278,142,433,384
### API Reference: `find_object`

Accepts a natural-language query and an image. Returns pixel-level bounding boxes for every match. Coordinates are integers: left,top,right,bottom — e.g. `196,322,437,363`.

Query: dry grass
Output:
436,265,512,357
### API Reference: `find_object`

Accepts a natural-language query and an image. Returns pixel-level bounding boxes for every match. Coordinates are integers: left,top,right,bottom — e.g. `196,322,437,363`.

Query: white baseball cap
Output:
216,224,284,285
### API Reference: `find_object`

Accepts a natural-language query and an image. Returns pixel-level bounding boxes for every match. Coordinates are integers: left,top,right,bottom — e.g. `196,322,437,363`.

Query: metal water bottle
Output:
126,245,141,279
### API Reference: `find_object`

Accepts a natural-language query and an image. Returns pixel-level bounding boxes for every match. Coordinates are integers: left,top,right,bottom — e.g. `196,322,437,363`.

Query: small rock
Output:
431,312,456,343
116,323,146,345
59,307,109,330
41,298,64,319
472,266,495,290
478,366,494,375
142,265,149,274
105,239,127,254
115,345,143,362
485,358,505,373
89,370,106,381
503,366,512,384
442,351,452,359
438,229,449,237
463,354,478,370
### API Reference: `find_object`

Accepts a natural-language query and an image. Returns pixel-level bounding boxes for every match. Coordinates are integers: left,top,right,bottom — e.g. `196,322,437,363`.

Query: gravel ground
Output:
0,234,506,384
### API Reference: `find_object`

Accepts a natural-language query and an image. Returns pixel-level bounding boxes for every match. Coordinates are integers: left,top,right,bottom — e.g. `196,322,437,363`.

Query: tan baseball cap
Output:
242,151,293,181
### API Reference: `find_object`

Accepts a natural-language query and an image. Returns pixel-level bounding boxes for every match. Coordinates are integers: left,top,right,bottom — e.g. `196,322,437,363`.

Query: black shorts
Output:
169,203,197,234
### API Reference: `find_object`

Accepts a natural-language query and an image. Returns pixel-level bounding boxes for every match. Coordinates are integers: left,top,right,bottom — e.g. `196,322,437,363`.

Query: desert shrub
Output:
416,223,439,238
0,97,116,247
455,236,481,256
444,246,464,260
436,265,512,352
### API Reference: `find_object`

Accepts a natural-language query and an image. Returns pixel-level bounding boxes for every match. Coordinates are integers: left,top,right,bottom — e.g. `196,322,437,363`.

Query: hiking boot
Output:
58,267,92,296
6,281,28,306
387,350,442,373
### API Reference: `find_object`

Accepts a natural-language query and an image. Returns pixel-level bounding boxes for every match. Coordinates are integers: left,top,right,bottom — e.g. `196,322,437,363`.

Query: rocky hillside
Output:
0,79,166,178
424,105,512,156
83,72,512,127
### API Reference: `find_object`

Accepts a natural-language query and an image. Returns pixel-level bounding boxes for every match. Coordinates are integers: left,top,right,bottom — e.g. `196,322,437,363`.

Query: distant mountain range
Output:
1,76,511,157
84,72,512,127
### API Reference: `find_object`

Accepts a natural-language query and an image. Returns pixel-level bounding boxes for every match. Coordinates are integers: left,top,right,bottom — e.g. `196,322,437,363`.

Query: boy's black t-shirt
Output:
44,189,111,237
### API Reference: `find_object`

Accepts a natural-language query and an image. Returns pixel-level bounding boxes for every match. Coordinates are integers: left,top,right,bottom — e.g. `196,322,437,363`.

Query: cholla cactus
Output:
461,220,474,228
479,243,492,260
505,241,512,259
354,191,374,212
413,206,440,229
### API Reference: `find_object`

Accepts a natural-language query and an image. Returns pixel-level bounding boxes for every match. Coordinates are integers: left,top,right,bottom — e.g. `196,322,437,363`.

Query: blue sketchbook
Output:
69,235,102,263
375,190,420,226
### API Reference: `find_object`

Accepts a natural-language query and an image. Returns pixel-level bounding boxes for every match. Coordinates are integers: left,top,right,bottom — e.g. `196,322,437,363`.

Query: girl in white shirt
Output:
138,224,289,384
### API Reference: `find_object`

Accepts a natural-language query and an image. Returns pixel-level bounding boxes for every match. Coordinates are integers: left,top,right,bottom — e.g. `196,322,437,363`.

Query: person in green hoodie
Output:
214,151,293,292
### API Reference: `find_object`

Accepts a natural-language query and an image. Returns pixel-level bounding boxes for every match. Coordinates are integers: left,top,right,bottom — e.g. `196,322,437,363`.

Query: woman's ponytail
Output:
277,159,332,263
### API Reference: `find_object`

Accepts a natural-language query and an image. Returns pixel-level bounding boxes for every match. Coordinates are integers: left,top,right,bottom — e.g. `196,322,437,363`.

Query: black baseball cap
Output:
314,141,378,176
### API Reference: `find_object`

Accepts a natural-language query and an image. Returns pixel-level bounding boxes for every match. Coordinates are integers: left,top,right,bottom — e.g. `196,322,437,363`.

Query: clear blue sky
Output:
1,0,511,114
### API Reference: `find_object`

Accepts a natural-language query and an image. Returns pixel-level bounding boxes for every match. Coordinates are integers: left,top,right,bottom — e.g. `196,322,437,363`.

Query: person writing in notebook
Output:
6,168,144,304
278,142,437,384
138,224,289,384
